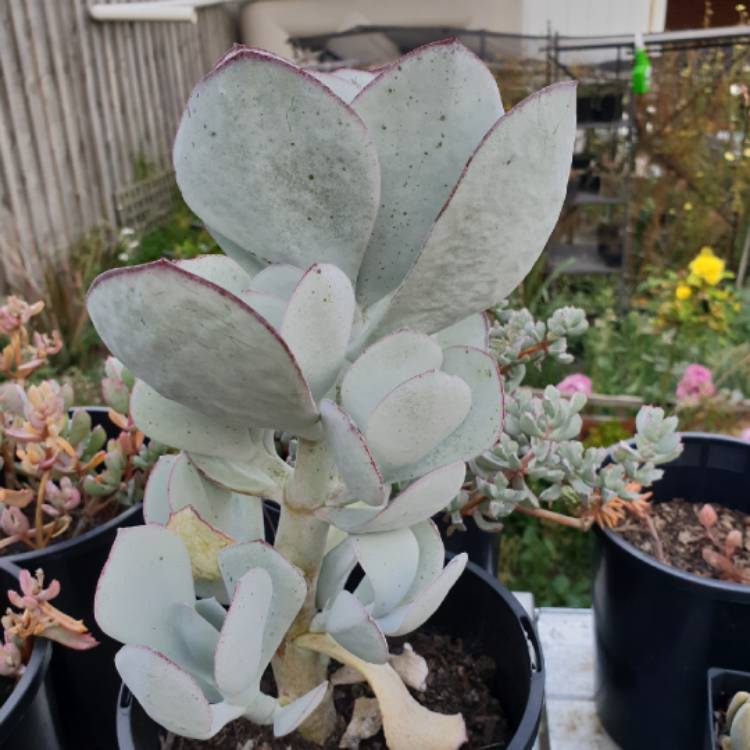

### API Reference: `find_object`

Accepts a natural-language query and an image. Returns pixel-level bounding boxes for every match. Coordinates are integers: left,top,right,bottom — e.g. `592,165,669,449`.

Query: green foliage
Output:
119,198,219,267
19,201,218,393
582,420,631,450
521,265,748,405
499,507,592,607
630,42,750,275
132,151,154,182
498,417,633,607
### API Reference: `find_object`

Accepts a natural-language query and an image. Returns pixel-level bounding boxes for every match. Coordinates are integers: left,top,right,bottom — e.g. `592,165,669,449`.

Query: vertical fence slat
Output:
71,0,116,226
0,3,54,255
0,2,236,292
91,19,126,193
25,0,78,249
99,22,131,191
44,0,93,232
142,23,170,161
120,20,149,171
183,21,198,104
7,0,68,253
0,2,37,282
62,0,102,227
154,22,181,150
168,22,189,114
110,23,136,185
131,22,159,165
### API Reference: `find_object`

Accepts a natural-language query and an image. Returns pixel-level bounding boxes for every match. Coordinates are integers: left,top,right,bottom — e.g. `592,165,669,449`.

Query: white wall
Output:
241,0,668,60
521,0,667,36
242,0,525,59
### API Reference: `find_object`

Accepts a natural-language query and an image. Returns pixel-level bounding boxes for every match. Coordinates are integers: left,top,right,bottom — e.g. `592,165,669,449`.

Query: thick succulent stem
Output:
272,439,338,744
33,469,51,548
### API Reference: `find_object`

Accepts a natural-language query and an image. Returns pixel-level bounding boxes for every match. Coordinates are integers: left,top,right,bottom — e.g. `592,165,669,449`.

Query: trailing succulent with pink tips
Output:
87,40,577,748
0,329,164,552
0,568,97,679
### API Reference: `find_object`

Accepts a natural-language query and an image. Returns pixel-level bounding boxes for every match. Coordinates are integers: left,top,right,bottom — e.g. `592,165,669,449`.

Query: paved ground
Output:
512,595,620,749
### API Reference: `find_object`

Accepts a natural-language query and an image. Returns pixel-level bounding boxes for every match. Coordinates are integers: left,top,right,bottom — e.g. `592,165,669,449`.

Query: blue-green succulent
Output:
88,39,576,747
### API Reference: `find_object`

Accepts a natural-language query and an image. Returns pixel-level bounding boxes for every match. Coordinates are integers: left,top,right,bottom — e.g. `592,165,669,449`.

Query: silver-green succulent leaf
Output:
87,38,578,745
97,526,327,740
454,292,683,529
467,386,682,519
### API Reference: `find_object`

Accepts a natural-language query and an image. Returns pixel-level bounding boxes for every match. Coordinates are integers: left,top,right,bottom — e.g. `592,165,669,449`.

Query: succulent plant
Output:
721,691,750,750
87,40,576,747
0,356,164,551
0,568,97,679
697,503,750,584
445,301,682,534
0,296,62,384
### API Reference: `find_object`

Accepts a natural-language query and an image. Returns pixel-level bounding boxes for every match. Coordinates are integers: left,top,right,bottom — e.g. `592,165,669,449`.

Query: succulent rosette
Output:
87,39,575,746
87,38,574,526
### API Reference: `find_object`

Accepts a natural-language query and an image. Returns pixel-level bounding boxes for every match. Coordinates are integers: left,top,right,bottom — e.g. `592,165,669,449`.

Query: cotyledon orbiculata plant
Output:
87,39,576,748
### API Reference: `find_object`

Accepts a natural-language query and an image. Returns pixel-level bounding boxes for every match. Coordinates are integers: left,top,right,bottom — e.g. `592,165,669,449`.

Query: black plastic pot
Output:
436,513,498,574
116,555,545,750
593,433,750,750
0,563,63,750
4,407,144,750
705,667,750,750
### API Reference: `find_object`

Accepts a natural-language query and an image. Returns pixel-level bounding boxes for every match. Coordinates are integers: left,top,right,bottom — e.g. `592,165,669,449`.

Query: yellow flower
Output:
745,147,750,158
683,201,693,211
725,151,736,162
689,247,725,285
675,284,692,300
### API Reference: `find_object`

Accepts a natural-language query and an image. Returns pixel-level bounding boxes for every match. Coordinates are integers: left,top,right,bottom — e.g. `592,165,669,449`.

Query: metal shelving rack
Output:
546,25,750,294
546,37,634,291
289,23,750,294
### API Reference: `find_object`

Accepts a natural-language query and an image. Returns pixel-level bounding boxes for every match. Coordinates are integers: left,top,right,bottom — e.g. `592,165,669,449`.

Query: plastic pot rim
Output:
450,554,546,749
3,502,142,567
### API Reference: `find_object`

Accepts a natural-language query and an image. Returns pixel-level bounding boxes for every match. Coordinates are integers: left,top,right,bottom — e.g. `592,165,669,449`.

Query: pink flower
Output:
740,427,750,442
676,364,715,401
557,373,592,396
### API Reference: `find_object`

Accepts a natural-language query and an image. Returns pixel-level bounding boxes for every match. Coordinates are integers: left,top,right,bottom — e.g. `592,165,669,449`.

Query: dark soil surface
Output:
616,499,750,582
163,627,510,750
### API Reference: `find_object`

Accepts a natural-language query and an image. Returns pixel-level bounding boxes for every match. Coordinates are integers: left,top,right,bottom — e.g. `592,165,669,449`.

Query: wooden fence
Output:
0,1,236,291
